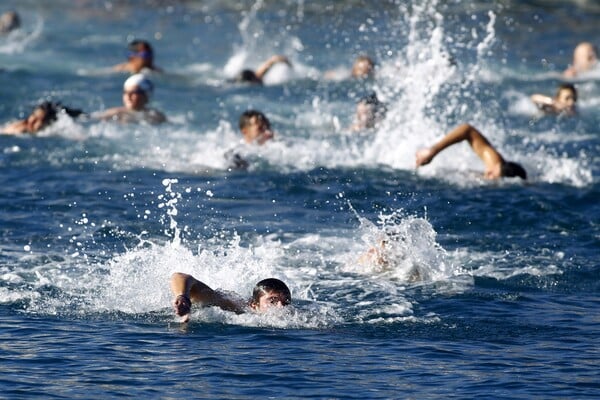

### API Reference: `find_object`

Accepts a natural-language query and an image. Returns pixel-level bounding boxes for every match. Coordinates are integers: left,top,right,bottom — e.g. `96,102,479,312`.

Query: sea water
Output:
0,0,598,398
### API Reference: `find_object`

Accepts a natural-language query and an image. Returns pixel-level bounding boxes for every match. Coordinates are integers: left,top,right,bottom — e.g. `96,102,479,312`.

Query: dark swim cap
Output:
237,69,262,84
37,101,84,124
501,161,527,180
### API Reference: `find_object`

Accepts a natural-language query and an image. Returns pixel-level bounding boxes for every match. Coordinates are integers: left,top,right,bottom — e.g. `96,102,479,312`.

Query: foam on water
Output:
221,0,311,84
0,179,494,328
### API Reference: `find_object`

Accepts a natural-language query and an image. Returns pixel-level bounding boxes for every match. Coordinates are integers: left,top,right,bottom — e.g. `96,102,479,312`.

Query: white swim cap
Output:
123,73,154,98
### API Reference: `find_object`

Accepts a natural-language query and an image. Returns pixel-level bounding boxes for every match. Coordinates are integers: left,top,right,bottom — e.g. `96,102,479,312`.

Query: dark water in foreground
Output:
1,0,599,398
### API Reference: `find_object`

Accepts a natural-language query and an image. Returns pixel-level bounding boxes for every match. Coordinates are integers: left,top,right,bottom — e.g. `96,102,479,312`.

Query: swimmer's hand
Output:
415,147,435,167
173,294,192,323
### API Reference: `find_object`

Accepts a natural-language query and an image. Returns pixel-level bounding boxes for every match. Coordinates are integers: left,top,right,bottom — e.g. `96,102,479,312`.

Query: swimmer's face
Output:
123,86,148,111
26,108,48,133
127,44,153,68
252,290,290,312
351,58,374,78
241,116,273,145
555,88,576,111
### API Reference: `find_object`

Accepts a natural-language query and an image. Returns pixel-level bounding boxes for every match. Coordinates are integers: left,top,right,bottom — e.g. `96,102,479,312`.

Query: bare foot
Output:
173,294,191,323
415,147,434,167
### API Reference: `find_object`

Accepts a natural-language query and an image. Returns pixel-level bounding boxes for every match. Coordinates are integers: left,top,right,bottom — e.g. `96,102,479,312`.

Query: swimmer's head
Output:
26,101,83,133
250,278,291,312
572,42,597,72
235,69,262,85
554,83,577,113
239,110,273,144
123,74,153,110
501,161,527,180
351,55,375,79
127,39,154,62
0,11,20,34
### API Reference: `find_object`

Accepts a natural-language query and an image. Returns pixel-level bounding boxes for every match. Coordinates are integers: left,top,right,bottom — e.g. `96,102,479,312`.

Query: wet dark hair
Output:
236,69,262,84
35,101,84,127
501,161,527,180
128,39,154,60
239,110,271,131
0,10,20,33
251,278,291,306
557,83,577,101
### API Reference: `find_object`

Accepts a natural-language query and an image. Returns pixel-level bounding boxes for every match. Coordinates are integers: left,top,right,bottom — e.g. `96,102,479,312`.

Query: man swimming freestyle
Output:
416,123,527,180
170,272,292,323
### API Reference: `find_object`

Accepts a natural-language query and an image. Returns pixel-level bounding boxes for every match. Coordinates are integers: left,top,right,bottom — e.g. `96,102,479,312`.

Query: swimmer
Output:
357,232,424,281
1,101,83,135
0,10,20,34
530,83,577,115
358,238,389,267
351,55,375,79
563,42,597,78
112,39,162,74
415,123,527,180
170,272,292,322
234,55,291,85
94,74,166,124
351,92,387,131
224,110,274,170
238,110,274,144
325,55,375,81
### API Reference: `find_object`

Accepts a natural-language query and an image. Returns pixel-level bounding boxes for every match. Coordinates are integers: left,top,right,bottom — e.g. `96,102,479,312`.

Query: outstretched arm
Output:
1,119,29,135
416,123,505,178
530,94,556,113
255,55,291,80
170,272,245,322
112,62,134,73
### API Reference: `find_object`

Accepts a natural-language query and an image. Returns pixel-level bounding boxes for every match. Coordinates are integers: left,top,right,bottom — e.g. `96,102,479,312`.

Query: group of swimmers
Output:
416,49,585,181
169,41,590,320
1,9,596,321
